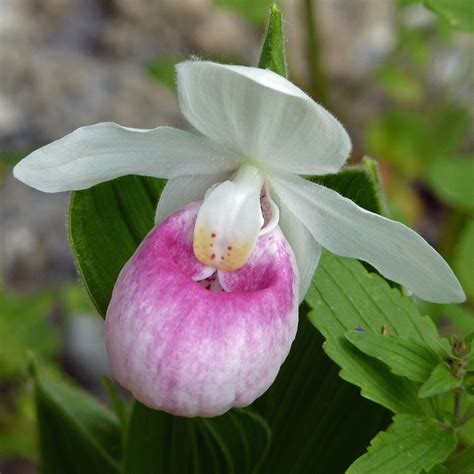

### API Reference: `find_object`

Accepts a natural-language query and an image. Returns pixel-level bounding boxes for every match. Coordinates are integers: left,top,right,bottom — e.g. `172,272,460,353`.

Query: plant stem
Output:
454,387,464,427
303,0,329,105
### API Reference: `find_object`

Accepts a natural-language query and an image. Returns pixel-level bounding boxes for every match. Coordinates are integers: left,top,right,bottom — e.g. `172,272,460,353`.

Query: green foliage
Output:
346,331,445,383
347,414,457,474
375,66,423,104
147,56,184,90
424,0,474,32
214,0,273,25
454,218,474,299
33,361,121,473
418,362,462,398
0,290,60,382
428,157,474,211
366,106,470,178
123,402,270,474
258,3,287,77
445,445,474,474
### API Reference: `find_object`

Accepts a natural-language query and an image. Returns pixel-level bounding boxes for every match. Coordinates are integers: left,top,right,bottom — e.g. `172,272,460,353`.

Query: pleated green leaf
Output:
123,402,271,474
346,331,445,383
347,414,457,474
33,362,121,474
69,176,165,317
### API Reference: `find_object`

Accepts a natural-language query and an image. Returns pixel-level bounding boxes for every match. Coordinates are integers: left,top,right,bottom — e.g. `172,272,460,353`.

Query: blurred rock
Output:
1,175,72,291
285,0,396,84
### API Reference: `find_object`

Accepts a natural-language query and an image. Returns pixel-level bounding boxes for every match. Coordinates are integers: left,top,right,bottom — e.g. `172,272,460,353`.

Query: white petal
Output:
193,165,264,272
271,186,321,301
154,172,232,224
176,61,351,175
269,171,466,304
13,122,242,193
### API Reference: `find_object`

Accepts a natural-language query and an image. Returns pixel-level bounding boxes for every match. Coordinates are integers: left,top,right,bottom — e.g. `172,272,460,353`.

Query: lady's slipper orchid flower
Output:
13,61,465,416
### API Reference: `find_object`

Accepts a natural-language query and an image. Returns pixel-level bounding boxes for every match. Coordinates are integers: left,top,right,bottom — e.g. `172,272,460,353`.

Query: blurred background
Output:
0,0,473,472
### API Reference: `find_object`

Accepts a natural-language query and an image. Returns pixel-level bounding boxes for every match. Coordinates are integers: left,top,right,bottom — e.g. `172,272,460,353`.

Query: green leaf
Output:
418,362,462,398
0,289,60,381
346,331,444,383
258,3,287,77
424,0,474,32
454,218,474,300
33,361,121,474
347,414,457,474
69,176,165,317
123,402,271,474
306,252,451,416
428,157,474,210
445,445,474,474
255,311,389,473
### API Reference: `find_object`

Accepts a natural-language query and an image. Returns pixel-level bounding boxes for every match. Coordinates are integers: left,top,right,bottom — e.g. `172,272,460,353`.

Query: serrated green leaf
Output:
454,218,474,300
123,402,271,474
33,362,121,474
346,331,444,383
347,414,457,474
258,3,287,77
69,176,165,317
424,0,474,32
418,362,462,398
306,252,450,416
428,157,474,210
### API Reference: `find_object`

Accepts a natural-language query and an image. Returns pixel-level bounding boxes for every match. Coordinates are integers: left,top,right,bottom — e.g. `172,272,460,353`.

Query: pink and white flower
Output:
14,61,465,416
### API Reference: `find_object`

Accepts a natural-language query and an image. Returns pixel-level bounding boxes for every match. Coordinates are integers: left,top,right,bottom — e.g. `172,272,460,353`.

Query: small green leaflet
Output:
347,414,457,474
346,331,446,383
424,0,474,32
33,361,121,474
122,402,271,474
258,3,288,78
418,362,462,399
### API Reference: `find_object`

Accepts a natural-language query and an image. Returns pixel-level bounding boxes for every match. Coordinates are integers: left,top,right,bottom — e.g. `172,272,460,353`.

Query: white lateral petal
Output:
271,186,321,302
269,171,466,304
155,171,232,224
13,122,242,193
177,61,351,175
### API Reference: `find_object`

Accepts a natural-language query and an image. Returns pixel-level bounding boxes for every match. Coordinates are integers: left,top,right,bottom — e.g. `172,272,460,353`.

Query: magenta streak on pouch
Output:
105,202,299,417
